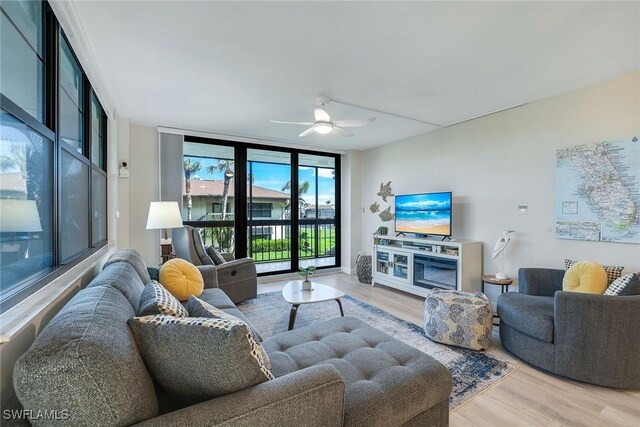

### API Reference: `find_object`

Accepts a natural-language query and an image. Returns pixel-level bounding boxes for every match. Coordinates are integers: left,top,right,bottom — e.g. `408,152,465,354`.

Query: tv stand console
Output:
372,235,482,298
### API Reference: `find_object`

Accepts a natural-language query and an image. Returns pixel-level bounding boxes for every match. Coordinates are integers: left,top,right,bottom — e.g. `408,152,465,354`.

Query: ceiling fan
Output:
270,96,375,137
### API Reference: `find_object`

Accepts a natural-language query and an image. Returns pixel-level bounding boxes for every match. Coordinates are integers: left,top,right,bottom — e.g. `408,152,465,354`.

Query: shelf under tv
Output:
371,234,483,298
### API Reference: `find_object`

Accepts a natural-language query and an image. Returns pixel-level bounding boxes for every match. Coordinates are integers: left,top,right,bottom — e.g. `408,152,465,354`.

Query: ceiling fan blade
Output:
314,108,331,122
298,127,315,137
270,120,314,126
332,126,354,137
333,117,376,128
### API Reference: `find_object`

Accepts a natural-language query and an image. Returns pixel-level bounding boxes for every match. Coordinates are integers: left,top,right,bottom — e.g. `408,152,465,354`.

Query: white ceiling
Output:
71,1,639,151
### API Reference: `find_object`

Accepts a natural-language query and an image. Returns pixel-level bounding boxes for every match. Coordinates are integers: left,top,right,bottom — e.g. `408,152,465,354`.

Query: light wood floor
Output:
258,272,640,427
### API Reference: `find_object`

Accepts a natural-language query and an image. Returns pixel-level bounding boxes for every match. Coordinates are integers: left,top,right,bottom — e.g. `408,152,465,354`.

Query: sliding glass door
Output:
182,136,340,275
299,154,337,268
246,149,292,273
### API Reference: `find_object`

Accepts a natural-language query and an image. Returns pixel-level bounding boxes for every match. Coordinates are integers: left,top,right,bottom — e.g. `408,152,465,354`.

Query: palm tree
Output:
281,180,310,217
184,158,201,220
207,160,234,220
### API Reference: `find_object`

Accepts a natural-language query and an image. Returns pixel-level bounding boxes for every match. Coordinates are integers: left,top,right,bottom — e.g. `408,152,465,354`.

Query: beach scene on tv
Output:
395,192,452,235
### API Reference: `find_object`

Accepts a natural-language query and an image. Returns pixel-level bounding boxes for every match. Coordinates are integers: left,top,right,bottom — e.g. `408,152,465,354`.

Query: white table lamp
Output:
146,201,183,260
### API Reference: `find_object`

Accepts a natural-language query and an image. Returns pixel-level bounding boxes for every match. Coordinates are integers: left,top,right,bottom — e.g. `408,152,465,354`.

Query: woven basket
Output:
356,253,372,284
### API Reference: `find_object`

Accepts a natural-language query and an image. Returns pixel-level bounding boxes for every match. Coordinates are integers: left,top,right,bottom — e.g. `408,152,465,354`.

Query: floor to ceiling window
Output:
0,0,108,310
183,137,340,275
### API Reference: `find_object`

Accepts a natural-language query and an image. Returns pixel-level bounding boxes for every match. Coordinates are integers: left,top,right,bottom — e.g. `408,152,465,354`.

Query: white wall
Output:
341,150,363,274
127,124,160,266
359,72,640,300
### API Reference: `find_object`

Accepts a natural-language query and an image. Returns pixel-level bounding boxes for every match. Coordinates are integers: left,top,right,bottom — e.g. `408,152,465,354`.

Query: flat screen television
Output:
395,192,452,237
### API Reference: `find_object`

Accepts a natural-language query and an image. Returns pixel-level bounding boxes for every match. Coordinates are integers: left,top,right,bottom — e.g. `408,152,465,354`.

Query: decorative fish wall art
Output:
377,181,394,202
369,201,380,213
378,206,395,222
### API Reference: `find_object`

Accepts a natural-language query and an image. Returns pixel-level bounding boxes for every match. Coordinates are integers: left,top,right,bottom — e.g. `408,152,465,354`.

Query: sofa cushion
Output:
206,245,226,265
262,317,452,426
192,289,263,341
159,258,204,301
497,293,555,342
14,286,159,426
104,248,152,284
138,281,189,317
604,273,640,296
563,261,608,294
198,288,236,309
564,259,624,285
128,314,273,405
86,261,145,309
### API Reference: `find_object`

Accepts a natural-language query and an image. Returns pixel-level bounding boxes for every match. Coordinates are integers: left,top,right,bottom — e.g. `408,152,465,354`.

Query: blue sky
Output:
186,156,335,204
395,192,451,211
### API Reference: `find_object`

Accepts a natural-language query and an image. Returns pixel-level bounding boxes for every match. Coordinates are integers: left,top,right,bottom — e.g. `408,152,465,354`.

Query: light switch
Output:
518,204,528,215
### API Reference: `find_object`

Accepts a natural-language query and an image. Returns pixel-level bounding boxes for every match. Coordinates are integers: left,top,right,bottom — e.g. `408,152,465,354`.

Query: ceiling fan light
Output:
313,122,333,134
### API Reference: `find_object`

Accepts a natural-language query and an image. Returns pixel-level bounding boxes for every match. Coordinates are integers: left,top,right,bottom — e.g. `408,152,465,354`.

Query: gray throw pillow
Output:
205,246,226,265
604,273,640,296
128,314,273,404
138,281,189,317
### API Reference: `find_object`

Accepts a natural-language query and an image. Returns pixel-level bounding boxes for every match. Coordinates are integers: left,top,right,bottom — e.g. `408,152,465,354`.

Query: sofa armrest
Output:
196,265,219,289
217,257,255,271
554,291,640,387
133,365,345,427
518,268,564,296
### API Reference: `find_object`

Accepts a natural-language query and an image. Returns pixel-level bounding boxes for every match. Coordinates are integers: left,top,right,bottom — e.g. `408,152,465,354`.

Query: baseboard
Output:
341,267,356,275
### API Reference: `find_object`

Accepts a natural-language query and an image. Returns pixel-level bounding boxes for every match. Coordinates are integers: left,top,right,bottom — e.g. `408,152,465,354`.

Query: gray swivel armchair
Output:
172,225,258,303
497,268,640,388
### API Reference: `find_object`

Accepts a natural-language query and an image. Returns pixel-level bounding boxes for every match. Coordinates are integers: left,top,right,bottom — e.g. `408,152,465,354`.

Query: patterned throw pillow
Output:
137,281,189,317
205,246,226,265
564,259,624,284
604,273,640,296
128,314,273,404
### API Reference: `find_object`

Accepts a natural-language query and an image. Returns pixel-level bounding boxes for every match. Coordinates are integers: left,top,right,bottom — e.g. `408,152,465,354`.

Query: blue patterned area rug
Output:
238,291,517,410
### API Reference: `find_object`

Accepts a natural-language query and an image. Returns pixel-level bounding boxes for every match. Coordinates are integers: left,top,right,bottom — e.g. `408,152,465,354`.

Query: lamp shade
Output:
146,201,183,230
0,199,43,232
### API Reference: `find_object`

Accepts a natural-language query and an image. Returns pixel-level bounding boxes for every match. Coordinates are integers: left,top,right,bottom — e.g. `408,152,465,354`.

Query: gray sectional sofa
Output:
14,249,452,426
498,268,640,388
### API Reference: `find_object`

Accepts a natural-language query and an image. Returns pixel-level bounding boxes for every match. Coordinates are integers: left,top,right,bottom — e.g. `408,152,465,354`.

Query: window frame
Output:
0,1,108,311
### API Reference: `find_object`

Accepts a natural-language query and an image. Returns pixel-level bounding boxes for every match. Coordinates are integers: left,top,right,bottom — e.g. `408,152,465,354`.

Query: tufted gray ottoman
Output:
424,289,493,351
262,316,452,427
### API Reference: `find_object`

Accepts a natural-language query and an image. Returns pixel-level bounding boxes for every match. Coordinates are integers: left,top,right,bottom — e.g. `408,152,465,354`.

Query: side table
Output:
481,275,513,326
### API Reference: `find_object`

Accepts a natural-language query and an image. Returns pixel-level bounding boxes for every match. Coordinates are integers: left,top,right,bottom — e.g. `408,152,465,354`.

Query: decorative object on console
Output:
378,206,395,222
562,261,607,294
146,201,184,263
424,289,493,351
298,266,316,290
159,258,204,301
491,230,515,280
604,273,640,296
377,181,394,202
564,258,624,284
369,201,380,213
373,226,388,235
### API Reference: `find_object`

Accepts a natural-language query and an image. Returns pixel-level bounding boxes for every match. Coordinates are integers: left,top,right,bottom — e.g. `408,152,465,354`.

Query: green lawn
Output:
251,229,336,263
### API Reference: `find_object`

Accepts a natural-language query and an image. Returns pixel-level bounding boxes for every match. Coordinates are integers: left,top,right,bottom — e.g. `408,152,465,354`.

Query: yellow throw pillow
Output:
562,261,608,294
159,258,204,301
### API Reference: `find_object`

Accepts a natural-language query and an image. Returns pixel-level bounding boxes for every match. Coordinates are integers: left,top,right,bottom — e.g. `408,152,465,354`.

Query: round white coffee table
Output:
282,281,345,330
